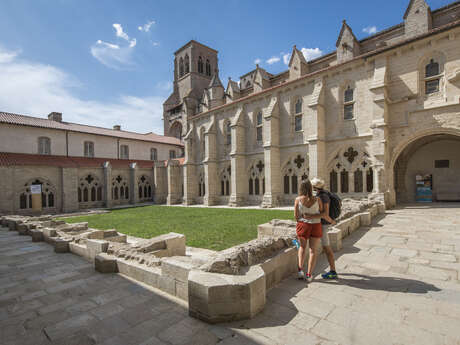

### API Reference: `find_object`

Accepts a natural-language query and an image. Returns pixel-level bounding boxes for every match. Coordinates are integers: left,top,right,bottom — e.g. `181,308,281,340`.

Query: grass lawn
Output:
62,206,294,251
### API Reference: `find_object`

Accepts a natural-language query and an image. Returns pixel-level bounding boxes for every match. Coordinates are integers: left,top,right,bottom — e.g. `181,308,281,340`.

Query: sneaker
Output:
305,273,313,283
297,270,305,280
321,271,338,279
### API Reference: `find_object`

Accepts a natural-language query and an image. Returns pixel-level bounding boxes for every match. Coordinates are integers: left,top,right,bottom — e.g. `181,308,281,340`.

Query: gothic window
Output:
111,175,128,203
220,166,231,196
138,175,153,201
291,175,298,194
205,59,211,76
340,169,349,193
249,178,253,195
226,121,231,146
354,169,363,193
78,188,82,202
344,86,354,120
248,161,264,196
169,150,176,159
367,168,374,193
83,187,89,202
125,187,129,199
330,170,338,193
84,141,94,158
151,148,158,161
20,193,27,209
179,57,184,77
425,59,440,95
120,145,129,159
38,137,51,155
256,111,263,142
198,56,204,74
78,174,103,206
198,172,205,197
19,179,56,209
254,177,260,195
294,98,302,132
184,54,190,74
284,175,290,194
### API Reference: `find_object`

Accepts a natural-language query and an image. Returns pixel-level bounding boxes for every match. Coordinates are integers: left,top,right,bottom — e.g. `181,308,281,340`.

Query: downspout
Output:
117,138,120,159
66,131,69,157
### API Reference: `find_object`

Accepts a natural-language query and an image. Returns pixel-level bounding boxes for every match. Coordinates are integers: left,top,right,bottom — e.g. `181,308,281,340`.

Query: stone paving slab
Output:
1,204,460,344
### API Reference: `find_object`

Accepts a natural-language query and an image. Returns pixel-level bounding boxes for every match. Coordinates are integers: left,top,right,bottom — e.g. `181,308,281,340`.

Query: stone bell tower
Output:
163,40,219,139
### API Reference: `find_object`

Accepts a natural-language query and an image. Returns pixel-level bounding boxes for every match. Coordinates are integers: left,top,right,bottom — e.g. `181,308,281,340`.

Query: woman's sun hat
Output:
311,177,325,189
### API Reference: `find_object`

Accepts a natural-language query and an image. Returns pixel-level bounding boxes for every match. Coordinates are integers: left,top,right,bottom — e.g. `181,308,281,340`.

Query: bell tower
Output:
163,40,219,139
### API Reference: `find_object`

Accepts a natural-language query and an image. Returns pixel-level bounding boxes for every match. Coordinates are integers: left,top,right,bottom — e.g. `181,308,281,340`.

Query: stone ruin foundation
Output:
1,198,385,323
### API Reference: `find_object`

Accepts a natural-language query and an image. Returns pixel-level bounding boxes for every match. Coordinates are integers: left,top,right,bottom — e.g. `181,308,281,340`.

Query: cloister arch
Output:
390,129,460,204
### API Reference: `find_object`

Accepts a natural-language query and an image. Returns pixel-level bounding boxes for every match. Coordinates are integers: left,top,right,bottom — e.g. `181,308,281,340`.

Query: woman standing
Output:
294,180,323,282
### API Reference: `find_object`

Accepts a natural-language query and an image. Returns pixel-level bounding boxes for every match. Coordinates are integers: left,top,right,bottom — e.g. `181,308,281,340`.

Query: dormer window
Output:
294,98,303,132
425,59,440,95
256,111,263,142
344,86,355,120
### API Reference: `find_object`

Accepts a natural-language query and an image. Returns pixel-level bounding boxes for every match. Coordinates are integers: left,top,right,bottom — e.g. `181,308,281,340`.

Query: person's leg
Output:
307,237,320,277
323,246,336,272
321,224,338,278
298,237,307,270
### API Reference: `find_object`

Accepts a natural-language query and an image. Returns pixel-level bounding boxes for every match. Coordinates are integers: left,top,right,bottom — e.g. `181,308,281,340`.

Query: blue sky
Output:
0,0,453,134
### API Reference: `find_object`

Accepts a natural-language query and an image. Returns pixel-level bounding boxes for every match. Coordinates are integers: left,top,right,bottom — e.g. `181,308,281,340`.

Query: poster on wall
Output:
415,174,432,202
30,184,42,195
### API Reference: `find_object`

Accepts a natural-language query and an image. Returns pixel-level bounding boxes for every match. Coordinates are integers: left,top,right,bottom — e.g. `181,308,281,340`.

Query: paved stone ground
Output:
1,204,460,345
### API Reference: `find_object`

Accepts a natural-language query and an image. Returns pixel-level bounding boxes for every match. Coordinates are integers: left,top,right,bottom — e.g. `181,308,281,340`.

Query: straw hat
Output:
311,177,325,189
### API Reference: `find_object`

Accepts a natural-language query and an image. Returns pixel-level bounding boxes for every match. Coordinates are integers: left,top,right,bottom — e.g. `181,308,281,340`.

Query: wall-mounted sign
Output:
30,184,42,195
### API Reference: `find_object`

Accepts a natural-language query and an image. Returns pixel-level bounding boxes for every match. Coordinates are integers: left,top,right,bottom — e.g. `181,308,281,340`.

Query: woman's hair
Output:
299,179,313,198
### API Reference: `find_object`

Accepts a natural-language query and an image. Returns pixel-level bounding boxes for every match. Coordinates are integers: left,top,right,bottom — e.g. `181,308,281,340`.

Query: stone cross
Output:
116,175,123,184
256,161,264,173
361,161,368,168
344,147,358,163
140,176,146,183
85,175,94,184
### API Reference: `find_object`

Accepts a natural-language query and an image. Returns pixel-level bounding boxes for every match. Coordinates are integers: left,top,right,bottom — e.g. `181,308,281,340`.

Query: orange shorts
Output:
296,222,322,240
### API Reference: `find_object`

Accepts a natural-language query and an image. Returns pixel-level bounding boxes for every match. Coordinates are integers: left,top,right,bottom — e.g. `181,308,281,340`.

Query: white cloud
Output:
254,58,261,65
152,42,160,47
0,45,166,134
91,40,134,70
300,47,323,61
363,26,377,35
138,20,155,32
266,56,280,65
129,38,137,48
282,53,290,65
113,23,130,41
0,47,20,63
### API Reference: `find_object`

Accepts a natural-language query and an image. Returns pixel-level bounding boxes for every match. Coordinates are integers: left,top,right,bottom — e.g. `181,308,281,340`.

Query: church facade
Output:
163,0,460,208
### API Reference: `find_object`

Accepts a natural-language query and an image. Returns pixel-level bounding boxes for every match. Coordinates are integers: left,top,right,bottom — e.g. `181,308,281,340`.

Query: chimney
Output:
113,125,121,131
48,112,62,122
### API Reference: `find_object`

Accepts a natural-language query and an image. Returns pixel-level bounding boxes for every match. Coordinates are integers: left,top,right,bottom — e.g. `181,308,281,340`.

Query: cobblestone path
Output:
1,204,460,344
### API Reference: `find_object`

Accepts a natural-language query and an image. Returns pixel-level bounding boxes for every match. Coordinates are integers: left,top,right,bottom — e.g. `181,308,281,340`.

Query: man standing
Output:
311,178,338,279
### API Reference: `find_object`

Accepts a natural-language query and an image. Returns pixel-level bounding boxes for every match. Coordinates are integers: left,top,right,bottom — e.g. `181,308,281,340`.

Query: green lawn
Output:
62,206,294,251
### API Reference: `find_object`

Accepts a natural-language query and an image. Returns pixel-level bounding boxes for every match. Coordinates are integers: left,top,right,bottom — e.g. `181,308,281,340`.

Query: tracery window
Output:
138,175,153,201
425,59,440,95
19,179,56,209
248,161,265,196
38,137,51,155
344,86,354,120
220,166,231,196
256,111,263,142
111,175,129,202
78,174,103,206
198,171,205,197
84,141,94,158
282,155,309,195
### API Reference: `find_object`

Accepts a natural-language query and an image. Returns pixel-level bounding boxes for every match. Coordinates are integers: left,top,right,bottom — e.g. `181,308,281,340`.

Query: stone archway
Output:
170,121,183,140
392,132,460,204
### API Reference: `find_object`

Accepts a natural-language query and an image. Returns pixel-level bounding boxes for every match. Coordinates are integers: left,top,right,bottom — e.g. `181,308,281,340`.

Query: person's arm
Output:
294,198,300,222
321,202,337,225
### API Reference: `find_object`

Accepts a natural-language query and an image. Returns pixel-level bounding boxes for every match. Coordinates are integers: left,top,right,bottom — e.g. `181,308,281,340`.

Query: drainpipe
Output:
66,131,69,157
117,138,120,159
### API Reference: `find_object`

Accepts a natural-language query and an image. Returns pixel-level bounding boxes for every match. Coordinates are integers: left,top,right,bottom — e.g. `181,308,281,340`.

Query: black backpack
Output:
319,190,342,220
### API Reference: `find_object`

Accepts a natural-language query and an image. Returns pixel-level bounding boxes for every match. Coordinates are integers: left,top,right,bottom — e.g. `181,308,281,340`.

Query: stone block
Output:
30,230,44,242
87,229,118,240
377,203,386,214
158,275,176,296
359,212,372,226
116,259,160,288
336,219,352,238
54,239,71,253
43,228,57,244
69,242,88,259
175,281,188,301
86,239,109,260
161,256,195,282
328,228,343,252
17,223,29,235
370,205,379,217
165,233,186,256
349,215,361,233
95,253,118,273
106,234,127,243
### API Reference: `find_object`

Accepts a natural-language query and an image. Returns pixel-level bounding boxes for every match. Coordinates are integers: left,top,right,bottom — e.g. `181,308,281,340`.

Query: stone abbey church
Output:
163,0,460,208
0,0,460,215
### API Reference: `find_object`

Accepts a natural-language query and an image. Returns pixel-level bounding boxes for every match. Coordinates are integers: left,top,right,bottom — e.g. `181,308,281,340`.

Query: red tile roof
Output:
0,152,184,168
0,111,183,147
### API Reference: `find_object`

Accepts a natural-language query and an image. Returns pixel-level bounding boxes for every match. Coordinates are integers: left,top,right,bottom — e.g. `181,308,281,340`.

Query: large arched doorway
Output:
170,121,183,140
393,133,460,203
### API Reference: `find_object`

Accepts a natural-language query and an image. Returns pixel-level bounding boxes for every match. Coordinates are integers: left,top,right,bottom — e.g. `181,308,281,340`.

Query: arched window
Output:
120,186,124,199
20,193,27,209
354,169,363,193
125,187,129,199
256,111,263,142
91,187,96,201
344,86,354,120
84,141,94,158
226,121,231,146
184,54,190,74
249,178,254,195
330,170,338,193
114,187,119,200
83,187,88,202
220,166,231,196
205,59,211,76
138,175,152,201
425,59,440,94
19,179,55,209
248,161,264,197
284,175,290,194
150,148,158,161
254,177,260,195
97,187,102,201
179,57,184,77
139,186,143,198
294,98,302,132
198,56,204,74
48,193,54,208
38,137,51,155
340,169,349,193
291,175,298,194
366,168,374,193
78,188,82,202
